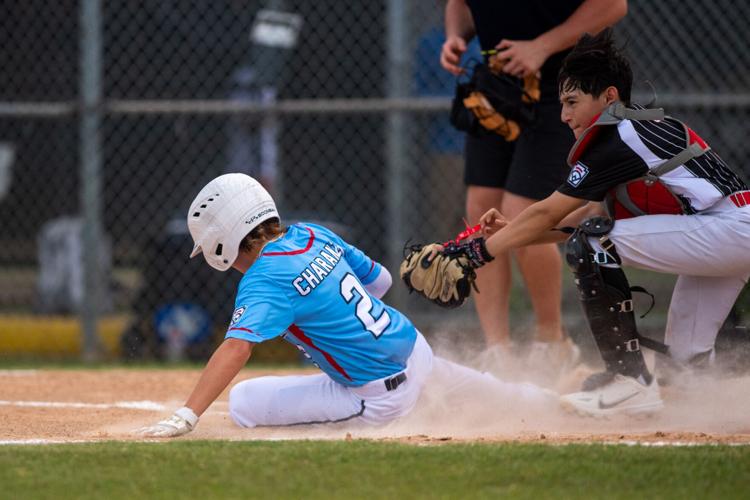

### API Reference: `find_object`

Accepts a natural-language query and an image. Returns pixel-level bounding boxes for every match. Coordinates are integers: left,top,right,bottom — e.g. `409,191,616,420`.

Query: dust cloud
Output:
186,332,750,444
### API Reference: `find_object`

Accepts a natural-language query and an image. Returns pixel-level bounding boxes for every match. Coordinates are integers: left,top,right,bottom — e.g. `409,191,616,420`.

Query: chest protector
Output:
567,103,711,220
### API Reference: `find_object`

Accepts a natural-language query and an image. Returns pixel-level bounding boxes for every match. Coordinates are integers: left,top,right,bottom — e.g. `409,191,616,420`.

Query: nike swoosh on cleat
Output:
598,391,640,410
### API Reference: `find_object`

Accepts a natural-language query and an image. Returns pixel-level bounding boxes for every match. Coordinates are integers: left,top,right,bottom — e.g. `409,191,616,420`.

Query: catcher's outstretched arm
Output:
557,201,606,228
478,197,594,247
484,191,586,256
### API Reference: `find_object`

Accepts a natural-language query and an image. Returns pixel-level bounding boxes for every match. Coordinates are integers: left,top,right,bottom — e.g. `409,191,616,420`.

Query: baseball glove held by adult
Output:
451,56,540,141
399,239,494,308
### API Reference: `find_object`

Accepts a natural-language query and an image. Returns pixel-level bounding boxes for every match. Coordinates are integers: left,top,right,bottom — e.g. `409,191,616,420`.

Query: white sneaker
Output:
524,338,582,387
559,374,663,418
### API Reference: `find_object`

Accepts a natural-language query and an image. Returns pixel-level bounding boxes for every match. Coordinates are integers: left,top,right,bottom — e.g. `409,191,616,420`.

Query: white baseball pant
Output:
589,198,750,363
228,332,554,427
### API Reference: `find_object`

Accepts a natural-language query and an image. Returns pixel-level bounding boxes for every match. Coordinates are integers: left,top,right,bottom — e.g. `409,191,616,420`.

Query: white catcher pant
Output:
589,200,750,363
229,332,554,427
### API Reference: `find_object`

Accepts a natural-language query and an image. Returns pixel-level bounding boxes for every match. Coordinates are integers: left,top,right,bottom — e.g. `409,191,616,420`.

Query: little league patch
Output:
231,306,246,325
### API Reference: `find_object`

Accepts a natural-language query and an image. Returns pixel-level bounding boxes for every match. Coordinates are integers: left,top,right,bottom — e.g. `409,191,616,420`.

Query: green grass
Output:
1,441,749,499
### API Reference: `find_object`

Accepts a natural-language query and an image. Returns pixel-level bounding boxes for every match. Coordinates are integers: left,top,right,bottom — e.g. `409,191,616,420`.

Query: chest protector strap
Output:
567,104,711,220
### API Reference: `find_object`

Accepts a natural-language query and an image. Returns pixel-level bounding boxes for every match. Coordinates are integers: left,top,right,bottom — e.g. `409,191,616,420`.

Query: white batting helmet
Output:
187,173,279,271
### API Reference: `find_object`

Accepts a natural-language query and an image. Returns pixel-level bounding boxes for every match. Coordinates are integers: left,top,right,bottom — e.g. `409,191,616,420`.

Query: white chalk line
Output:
0,400,166,411
2,438,748,447
0,399,225,415
0,370,38,376
0,439,90,445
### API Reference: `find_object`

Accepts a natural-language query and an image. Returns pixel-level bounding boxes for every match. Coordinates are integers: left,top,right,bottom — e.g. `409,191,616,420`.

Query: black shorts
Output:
463,98,574,200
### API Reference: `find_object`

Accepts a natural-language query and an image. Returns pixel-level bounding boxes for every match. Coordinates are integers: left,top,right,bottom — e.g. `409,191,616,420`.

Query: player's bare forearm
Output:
529,229,573,246
484,192,586,255
528,202,605,245
485,206,562,254
535,0,627,57
184,338,253,416
445,0,475,40
557,201,606,228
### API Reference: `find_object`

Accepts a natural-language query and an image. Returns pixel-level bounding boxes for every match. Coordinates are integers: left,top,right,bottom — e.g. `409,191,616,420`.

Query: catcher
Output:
403,29,750,417
138,174,555,437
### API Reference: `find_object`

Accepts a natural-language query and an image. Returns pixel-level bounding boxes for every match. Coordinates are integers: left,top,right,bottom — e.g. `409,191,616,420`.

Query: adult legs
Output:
501,98,572,345
467,187,573,385
500,191,564,342
466,185,512,347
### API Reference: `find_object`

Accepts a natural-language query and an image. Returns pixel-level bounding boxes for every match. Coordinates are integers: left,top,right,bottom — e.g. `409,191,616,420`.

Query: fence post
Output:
79,0,104,361
385,0,412,310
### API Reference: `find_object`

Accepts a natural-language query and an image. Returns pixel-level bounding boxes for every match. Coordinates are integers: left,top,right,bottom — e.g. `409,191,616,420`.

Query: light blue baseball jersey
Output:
225,222,417,386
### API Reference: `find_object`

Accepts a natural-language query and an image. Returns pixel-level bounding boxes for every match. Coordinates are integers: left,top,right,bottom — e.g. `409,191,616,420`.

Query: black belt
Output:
384,372,407,391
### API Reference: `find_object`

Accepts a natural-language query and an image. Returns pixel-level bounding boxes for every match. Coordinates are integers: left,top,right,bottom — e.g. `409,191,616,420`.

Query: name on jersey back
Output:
292,243,344,296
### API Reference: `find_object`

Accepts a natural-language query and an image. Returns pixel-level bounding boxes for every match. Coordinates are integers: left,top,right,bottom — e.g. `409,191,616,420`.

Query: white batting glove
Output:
137,407,199,438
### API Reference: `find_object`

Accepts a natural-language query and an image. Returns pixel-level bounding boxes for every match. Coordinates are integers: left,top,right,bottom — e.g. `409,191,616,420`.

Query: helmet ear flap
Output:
211,241,232,270
199,226,238,271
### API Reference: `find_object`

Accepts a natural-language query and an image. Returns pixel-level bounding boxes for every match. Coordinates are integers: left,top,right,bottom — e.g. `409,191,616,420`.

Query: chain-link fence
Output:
1,0,748,360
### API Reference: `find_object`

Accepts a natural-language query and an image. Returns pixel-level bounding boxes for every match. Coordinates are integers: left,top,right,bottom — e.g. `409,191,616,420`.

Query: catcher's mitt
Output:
450,56,540,141
399,238,494,309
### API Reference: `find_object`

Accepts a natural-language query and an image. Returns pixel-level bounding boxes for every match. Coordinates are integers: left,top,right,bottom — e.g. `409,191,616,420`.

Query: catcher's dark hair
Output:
558,28,632,104
239,217,285,253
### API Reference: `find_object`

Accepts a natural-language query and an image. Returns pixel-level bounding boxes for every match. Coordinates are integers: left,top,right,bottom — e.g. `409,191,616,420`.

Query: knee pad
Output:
565,217,651,381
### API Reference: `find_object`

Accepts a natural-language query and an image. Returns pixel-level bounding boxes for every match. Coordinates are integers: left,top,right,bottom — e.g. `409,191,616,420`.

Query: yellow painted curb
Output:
0,315,129,355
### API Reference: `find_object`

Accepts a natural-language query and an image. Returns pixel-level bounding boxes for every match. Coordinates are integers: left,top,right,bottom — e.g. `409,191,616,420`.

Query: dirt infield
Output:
2,368,750,445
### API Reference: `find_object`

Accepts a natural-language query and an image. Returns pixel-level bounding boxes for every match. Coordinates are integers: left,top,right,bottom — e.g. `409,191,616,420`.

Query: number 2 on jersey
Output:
340,273,391,338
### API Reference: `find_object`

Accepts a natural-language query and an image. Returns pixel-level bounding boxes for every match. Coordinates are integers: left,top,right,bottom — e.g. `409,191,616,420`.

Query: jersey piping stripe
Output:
282,400,366,426
227,326,255,334
262,227,315,256
360,261,375,280
288,324,353,381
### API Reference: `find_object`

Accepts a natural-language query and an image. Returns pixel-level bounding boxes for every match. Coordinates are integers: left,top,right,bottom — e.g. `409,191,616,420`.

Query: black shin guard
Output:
566,218,652,383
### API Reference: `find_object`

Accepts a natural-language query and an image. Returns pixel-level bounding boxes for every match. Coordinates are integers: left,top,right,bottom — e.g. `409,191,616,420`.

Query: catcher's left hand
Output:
399,238,494,308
